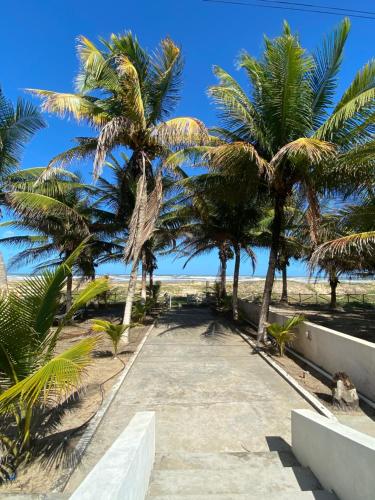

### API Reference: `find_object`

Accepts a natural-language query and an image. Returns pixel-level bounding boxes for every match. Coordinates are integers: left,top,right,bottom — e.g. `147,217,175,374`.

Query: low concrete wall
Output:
292,409,375,500
70,411,155,500
238,299,260,326
238,298,375,401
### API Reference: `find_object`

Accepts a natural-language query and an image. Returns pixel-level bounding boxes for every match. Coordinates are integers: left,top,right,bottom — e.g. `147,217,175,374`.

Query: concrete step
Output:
154,451,300,470
148,492,337,499
147,466,322,496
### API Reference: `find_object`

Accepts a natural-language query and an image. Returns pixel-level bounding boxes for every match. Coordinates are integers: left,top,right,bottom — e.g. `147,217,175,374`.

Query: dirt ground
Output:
272,301,375,343
1,307,150,494
237,319,375,420
271,348,375,420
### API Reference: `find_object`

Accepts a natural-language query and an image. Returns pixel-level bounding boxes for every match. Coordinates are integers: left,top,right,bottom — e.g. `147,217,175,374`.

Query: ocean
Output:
8,274,374,284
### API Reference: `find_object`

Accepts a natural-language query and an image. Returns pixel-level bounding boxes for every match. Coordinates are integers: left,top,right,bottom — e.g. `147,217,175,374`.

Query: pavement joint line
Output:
52,320,156,494
112,399,296,407
234,328,337,421
146,342,244,346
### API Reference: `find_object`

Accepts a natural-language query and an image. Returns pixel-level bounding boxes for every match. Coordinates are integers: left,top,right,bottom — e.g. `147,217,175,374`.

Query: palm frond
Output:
117,55,146,127
0,338,99,412
6,192,89,229
75,35,119,93
0,89,45,170
63,277,109,323
26,89,108,126
310,18,350,125
94,117,134,178
271,138,336,167
311,231,375,264
315,60,375,140
148,38,183,123
153,117,209,148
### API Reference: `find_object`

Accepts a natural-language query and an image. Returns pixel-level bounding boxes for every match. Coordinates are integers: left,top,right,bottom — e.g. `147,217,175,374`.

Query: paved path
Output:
66,307,315,495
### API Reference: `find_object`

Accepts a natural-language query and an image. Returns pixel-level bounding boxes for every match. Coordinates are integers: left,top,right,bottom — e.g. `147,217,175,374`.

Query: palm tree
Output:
0,87,45,287
307,212,349,309
311,199,375,294
28,32,208,331
0,168,123,309
95,153,177,320
255,200,306,303
0,245,108,481
193,19,374,342
170,173,260,319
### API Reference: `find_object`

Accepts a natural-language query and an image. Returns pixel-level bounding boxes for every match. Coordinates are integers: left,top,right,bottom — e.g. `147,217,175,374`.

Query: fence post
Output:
363,294,365,305
299,293,302,305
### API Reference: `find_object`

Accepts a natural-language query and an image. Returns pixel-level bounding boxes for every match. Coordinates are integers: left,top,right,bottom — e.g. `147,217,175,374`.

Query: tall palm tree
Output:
181,19,374,341
95,154,177,316
28,32,208,330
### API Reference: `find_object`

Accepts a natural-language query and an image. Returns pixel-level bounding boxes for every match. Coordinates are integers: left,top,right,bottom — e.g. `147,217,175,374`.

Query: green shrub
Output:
132,300,147,323
267,315,304,356
92,320,136,356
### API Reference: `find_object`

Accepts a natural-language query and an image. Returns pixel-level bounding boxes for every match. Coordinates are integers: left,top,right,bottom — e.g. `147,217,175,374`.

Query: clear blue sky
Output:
1,0,373,277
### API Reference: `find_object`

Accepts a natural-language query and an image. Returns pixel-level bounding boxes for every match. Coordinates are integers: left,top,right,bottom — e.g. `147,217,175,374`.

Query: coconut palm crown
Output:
28,32,207,181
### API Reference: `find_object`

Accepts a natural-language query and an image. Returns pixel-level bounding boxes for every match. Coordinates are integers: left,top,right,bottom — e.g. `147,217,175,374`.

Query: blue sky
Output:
1,0,374,277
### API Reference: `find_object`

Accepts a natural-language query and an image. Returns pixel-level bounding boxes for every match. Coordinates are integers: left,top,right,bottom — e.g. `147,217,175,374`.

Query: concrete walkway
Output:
66,307,334,498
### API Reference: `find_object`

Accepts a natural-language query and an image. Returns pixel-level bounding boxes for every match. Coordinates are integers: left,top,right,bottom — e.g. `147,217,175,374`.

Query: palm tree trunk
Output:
329,269,339,310
257,196,285,344
141,249,147,304
232,244,241,321
122,258,140,343
219,248,227,300
149,269,154,299
0,252,8,292
281,264,288,303
66,273,73,312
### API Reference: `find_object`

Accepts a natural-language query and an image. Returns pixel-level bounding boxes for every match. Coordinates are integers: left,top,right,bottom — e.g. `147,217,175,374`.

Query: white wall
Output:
292,409,375,500
238,298,375,401
70,412,155,500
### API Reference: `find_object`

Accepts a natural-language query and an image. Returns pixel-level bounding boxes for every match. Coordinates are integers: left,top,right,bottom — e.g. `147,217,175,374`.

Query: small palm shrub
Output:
150,281,162,302
0,245,108,482
92,320,135,356
132,300,147,323
216,294,232,312
267,315,305,356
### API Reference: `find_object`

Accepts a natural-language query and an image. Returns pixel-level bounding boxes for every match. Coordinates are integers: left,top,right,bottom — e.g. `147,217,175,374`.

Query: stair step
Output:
148,492,337,500
147,466,322,496
154,451,300,470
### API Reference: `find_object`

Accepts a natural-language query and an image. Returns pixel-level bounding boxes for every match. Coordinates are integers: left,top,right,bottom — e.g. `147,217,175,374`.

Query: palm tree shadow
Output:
93,349,113,358
18,392,90,475
200,321,232,343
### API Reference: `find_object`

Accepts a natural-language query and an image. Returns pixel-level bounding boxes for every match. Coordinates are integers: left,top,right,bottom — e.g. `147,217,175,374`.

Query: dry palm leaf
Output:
124,157,163,263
